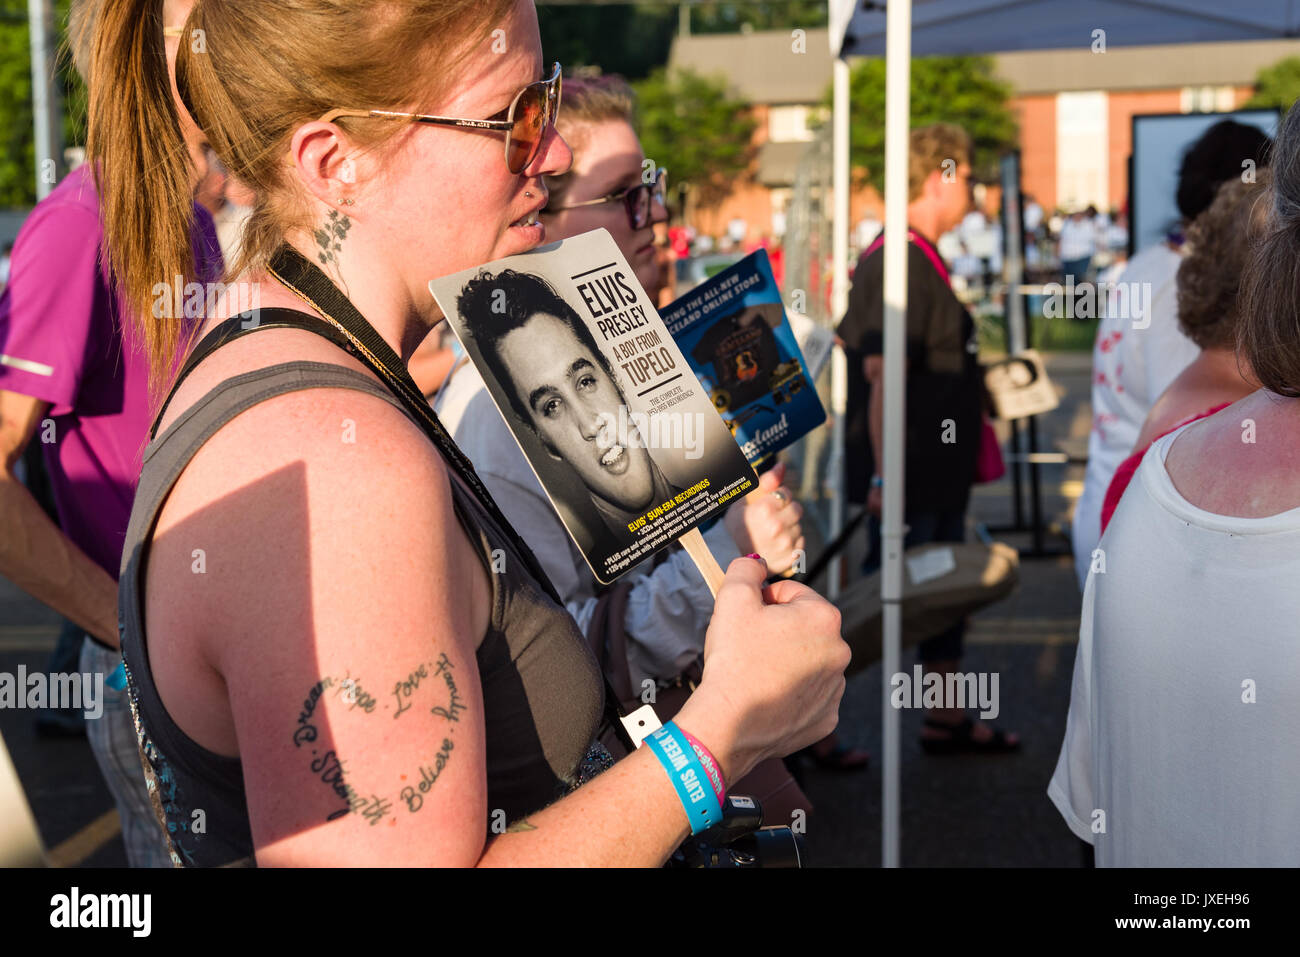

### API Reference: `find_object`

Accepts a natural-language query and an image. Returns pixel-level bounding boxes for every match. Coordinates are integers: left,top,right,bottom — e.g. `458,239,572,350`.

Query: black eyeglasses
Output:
319,63,562,175
548,167,667,230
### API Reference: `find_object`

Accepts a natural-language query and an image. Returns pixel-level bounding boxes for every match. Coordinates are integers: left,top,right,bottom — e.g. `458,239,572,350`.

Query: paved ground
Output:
800,351,1093,867
0,352,1094,868
0,586,125,866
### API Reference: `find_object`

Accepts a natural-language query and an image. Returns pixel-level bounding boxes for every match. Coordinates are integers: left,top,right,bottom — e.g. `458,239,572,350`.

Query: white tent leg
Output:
881,0,913,870
28,0,61,201
828,57,851,601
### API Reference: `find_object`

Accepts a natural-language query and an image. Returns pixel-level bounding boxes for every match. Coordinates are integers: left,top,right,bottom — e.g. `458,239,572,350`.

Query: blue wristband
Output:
644,722,723,835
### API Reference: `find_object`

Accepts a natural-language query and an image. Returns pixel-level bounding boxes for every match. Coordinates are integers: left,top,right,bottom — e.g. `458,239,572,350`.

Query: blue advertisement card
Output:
660,250,826,465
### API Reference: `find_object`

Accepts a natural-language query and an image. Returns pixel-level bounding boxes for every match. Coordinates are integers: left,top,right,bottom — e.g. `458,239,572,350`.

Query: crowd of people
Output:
1053,115,1291,866
1,0,1295,870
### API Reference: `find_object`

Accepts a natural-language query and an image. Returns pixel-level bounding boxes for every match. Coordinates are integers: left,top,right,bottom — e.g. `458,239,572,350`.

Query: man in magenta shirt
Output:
0,0,221,866
0,160,221,866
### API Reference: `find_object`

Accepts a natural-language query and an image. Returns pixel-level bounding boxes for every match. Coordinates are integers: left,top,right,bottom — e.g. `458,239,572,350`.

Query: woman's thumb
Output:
754,461,786,495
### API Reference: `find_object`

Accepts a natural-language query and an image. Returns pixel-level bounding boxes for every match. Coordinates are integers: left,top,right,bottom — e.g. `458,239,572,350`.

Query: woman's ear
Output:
289,121,365,210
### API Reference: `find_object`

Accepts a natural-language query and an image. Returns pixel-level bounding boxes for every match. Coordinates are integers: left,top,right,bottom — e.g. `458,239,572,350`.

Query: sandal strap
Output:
922,716,974,734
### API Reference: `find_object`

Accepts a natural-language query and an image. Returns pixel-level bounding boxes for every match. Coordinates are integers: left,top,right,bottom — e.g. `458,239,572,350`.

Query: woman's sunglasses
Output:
548,167,668,230
319,63,562,175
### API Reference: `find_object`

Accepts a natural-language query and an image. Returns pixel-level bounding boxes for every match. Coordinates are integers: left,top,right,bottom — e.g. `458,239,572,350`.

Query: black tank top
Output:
118,358,608,866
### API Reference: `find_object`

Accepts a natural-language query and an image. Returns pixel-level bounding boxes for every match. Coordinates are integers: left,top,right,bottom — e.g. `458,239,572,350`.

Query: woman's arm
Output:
181,390,844,866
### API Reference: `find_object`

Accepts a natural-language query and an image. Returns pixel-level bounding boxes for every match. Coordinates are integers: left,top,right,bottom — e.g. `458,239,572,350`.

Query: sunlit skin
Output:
541,119,667,294
496,311,657,513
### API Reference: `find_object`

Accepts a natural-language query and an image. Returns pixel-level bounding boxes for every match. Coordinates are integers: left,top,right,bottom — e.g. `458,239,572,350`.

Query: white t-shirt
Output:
1051,420,1300,866
1058,218,1097,261
1070,242,1199,589
1023,202,1043,234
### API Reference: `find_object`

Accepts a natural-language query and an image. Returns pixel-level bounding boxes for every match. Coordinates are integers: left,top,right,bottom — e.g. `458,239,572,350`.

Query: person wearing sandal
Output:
839,124,1019,757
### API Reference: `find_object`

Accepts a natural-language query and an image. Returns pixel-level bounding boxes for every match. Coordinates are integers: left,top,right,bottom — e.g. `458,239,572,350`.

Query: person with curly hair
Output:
1097,172,1269,533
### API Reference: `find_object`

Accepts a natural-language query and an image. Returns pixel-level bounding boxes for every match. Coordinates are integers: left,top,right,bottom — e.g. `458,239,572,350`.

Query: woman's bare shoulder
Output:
1136,374,1237,453
1164,390,1300,517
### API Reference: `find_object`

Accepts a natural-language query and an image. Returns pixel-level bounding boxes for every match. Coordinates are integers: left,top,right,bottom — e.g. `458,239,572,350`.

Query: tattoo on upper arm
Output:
311,749,394,825
429,653,467,723
399,738,455,813
290,653,468,825
392,652,466,723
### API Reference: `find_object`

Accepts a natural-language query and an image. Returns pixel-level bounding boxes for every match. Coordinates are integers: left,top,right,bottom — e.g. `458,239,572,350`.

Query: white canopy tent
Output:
826,0,1300,867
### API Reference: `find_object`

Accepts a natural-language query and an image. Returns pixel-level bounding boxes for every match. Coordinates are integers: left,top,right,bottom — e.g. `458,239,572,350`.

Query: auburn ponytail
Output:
86,0,199,398
85,0,517,397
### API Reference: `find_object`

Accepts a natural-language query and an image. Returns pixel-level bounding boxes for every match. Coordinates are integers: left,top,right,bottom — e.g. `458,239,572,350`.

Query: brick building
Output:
667,29,1299,240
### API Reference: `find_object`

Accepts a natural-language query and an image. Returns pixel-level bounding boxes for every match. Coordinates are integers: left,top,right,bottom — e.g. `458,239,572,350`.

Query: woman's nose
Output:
532,125,573,179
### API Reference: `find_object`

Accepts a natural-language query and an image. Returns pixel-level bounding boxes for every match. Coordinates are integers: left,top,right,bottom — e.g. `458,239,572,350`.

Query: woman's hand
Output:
723,461,805,574
674,555,850,785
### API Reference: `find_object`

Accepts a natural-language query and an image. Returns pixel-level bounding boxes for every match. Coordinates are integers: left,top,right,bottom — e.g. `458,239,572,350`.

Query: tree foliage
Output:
1243,56,1300,113
633,67,757,209
831,54,1019,194
689,1,826,34
537,4,677,80
536,3,828,79
0,0,85,208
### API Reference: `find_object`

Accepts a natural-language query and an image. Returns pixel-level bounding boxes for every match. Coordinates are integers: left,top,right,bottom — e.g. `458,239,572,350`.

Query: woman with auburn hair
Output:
1050,104,1300,866
87,0,848,867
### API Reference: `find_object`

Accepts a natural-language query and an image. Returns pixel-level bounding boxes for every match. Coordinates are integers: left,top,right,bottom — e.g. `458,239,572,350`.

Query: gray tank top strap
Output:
142,360,410,483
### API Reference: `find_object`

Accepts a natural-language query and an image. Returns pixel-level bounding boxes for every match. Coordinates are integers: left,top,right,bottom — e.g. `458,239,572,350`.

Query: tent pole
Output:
881,0,912,870
828,57,851,601
28,0,62,202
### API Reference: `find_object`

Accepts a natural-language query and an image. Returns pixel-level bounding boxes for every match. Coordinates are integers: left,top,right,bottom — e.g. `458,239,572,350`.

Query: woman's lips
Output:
505,220,546,252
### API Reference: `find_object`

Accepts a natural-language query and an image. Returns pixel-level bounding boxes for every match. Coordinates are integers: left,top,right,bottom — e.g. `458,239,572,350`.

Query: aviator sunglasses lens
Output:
507,83,547,174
